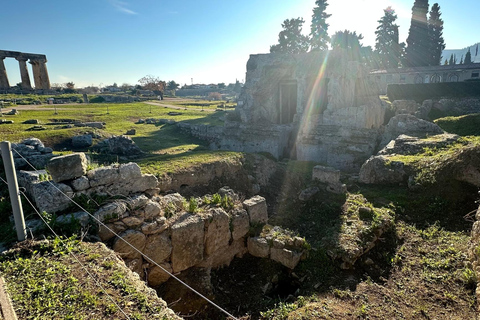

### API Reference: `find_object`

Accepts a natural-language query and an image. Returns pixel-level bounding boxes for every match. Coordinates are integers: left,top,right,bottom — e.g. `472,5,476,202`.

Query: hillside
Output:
442,42,480,63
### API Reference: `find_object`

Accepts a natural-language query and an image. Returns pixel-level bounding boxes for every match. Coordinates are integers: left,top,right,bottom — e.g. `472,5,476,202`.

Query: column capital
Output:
15,56,28,62
29,58,47,64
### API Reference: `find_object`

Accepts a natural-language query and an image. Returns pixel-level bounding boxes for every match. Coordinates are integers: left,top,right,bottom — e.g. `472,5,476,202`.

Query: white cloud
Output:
108,0,137,15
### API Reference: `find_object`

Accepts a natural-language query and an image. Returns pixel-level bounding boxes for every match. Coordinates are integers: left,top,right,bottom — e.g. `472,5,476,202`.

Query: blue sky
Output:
1,0,479,88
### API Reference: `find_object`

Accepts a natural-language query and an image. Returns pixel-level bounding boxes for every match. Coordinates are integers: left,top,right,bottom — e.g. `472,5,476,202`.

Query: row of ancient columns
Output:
0,56,50,90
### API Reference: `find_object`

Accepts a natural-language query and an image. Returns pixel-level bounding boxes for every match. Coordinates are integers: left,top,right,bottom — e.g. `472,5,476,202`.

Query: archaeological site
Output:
2,18,480,320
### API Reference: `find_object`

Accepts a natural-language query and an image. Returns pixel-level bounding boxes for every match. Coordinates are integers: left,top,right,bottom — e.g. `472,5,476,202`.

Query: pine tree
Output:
309,0,331,51
374,6,401,69
465,48,472,64
270,18,309,54
460,55,464,65
331,30,364,61
444,59,448,65
405,0,430,67
427,3,445,66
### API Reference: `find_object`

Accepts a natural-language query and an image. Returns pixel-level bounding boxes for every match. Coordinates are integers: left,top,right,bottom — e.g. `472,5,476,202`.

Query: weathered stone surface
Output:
358,156,407,185
247,237,270,258
326,182,347,194
88,163,157,196
312,165,341,184
141,217,167,235
47,153,88,183
231,209,250,241
143,233,172,264
204,208,231,256
144,201,162,220
113,230,146,259
160,193,184,210
148,263,172,286
97,221,127,241
171,213,205,273
392,100,420,115
72,134,93,148
55,211,90,228
217,186,239,201
196,239,247,268
87,166,120,187
127,194,150,210
103,135,142,155
270,247,303,269
17,169,47,195
94,201,128,223
122,216,144,228
380,114,444,149
243,195,268,224
299,186,319,201
71,176,90,191
31,181,73,213
379,134,459,156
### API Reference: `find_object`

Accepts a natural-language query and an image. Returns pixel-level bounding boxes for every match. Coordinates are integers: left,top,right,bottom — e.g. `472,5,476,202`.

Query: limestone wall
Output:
19,153,307,289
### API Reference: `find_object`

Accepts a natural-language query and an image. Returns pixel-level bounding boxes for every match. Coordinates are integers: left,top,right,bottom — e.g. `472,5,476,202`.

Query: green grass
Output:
0,238,176,319
434,113,480,136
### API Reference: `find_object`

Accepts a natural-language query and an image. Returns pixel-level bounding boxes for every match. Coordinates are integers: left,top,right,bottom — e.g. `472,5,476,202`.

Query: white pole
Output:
1,141,27,241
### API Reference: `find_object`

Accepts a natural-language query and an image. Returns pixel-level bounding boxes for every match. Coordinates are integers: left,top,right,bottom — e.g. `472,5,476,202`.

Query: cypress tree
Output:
405,0,430,67
309,0,331,51
465,48,472,64
374,6,401,69
428,3,445,66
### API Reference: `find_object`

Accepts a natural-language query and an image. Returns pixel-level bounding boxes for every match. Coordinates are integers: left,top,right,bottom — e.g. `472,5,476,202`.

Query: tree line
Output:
270,0,454,69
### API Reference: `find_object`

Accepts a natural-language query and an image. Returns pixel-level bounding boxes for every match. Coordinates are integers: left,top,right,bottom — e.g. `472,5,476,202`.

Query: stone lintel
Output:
0,50,46,61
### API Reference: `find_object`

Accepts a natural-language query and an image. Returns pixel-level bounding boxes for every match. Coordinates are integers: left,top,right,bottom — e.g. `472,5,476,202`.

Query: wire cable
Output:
12,148,239,320
0,176,131,320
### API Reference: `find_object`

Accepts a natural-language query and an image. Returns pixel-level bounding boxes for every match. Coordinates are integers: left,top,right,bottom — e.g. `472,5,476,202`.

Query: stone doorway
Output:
278,80,297,124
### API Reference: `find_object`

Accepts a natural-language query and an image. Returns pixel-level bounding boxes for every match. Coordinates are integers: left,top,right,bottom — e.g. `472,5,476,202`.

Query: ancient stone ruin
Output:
18,153,309,288
214,49,387,171
0,50,51,90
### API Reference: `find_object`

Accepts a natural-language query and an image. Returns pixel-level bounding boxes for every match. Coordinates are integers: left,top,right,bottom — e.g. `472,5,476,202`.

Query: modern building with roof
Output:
370,63,480,94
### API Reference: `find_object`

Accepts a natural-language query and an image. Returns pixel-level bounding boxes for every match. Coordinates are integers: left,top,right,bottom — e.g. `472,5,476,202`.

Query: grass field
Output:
0,99,240,175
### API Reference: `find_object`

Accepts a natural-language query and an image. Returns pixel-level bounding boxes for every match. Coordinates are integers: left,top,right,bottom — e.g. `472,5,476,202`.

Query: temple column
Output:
30,60,42,89
38,59,50,90
16,57,32,90
0,56,9,89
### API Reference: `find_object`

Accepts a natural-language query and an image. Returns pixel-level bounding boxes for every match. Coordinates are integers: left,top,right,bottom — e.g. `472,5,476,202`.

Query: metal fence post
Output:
1,141,26,241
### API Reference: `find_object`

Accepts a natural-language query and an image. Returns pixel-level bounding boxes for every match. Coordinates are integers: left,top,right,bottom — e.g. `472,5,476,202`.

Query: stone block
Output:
97,221,127,241
247,237,270,258
141,217,167,235
144,201,162,220
270,247,303,269
113,230,146,259
204,208,231,256
144,233,172,264
72,135,93,148
196,239,247,269
231,209,250,240
243,195,268,224
47,153,88,183
125,258,143,278
171,213,205,273
87,166,120,187
94,201,128,223
31,181,74,213
122,216,144,228
148,263,173,286
127,194,150,210
71,176,90,191
312,165,341,184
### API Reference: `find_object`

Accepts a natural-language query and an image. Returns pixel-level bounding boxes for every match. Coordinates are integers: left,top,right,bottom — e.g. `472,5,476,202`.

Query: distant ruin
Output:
0,50,50,90
218,49,385,171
